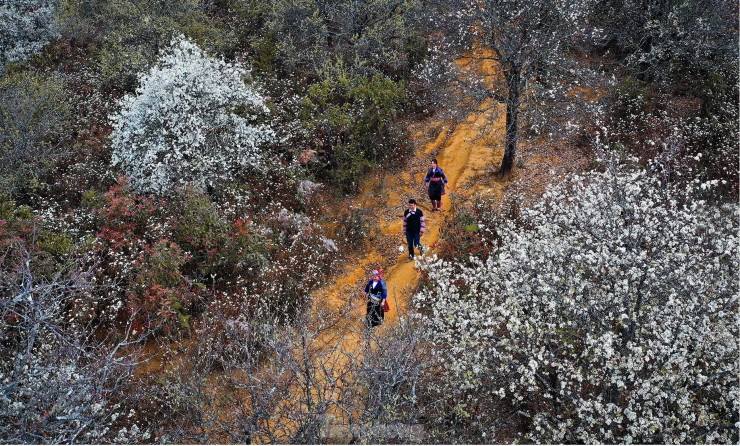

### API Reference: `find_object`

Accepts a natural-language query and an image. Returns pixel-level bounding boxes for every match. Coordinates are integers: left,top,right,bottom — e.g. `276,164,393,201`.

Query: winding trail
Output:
131,46,592,442
315,96,508,331
300,99,511,442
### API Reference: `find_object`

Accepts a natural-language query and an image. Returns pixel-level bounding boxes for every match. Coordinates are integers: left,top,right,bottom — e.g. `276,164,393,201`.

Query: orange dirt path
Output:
314,98,508,331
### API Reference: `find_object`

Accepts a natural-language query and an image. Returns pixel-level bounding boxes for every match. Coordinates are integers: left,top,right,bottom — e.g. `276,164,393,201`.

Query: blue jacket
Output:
425,167,448,184
364,279,387,301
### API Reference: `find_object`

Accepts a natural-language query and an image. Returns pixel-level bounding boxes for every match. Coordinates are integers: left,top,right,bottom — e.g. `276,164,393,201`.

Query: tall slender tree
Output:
425,0,591,175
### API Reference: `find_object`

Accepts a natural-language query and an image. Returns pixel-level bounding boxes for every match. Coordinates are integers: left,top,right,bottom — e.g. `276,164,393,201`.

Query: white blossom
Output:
110,36,275,194
414,164,738,443
0,0,59,70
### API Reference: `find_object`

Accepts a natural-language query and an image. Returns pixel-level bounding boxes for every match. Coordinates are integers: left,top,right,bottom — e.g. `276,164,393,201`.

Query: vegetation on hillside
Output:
0,0,737,443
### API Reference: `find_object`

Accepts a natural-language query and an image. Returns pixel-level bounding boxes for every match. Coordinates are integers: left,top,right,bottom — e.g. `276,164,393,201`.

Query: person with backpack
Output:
364,269,388,328
425,158,449,212
403,198,425,260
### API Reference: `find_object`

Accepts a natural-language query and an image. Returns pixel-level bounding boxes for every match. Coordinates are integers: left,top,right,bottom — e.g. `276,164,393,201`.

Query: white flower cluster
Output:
414,165,738,443
0,0,59,70
0,259,139,443
110,36,275,194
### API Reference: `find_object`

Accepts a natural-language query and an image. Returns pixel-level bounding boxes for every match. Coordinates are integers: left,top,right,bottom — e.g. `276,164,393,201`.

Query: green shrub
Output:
611,76,652,122
80,188,106,211
171,188,228,257
252,34,278,74
0,70,69,198
168,187,266,283
0,200,76,284
62,0,238,91
300,60,408,192
404,33,428,73
37,231,73,259
435,197,497,267
334,205,378,249
130,239,198,334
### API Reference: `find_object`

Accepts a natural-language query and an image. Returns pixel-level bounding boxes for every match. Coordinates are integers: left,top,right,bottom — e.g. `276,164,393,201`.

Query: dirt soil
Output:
313,96,511,336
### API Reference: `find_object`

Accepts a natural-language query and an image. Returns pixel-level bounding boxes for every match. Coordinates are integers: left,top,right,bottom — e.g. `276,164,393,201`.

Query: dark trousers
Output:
366,300,384,328
406,231,421,256
428,182,443,201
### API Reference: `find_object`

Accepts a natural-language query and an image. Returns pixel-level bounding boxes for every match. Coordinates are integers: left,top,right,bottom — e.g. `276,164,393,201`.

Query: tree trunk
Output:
499,70,521,176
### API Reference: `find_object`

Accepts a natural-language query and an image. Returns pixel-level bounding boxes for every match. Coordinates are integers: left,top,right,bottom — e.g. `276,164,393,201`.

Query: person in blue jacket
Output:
364,269,388,328
425,158,449,212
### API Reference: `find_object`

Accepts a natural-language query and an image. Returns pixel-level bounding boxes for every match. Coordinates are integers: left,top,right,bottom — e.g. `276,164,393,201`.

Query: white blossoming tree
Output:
0,0,59,70
414,164,739,443
110,36,274,195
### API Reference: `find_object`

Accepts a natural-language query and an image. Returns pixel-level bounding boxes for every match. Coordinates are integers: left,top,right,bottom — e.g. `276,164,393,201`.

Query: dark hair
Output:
408,198,416,204
432,158,438,165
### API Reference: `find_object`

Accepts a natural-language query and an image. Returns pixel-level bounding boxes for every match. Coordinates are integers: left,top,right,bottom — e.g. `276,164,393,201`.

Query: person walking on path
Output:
364,269,388,328
425,158,449,212
403,199,425,260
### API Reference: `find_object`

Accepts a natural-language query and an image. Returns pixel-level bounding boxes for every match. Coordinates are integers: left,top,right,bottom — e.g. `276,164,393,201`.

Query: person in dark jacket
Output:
403,199,425,260
425,158,449,212
364,269,388,328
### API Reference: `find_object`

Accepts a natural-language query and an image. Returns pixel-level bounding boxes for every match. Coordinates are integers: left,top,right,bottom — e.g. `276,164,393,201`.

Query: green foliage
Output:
61,0,238,91
0,70,68,198
0,200,75,284
80,188,106,211
131,239,198,333
300,60,407,192
252,34,278,74
141,240,186,288
435,197,497,267
612,76,653,121
462,224,479,233
226,0,273,68
334,205,378,249
37,230,73,259
403,33,428,73
265,0,423,79
169,187,267,283
0,198,28,221
0,197,13,220
171,188,228,256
